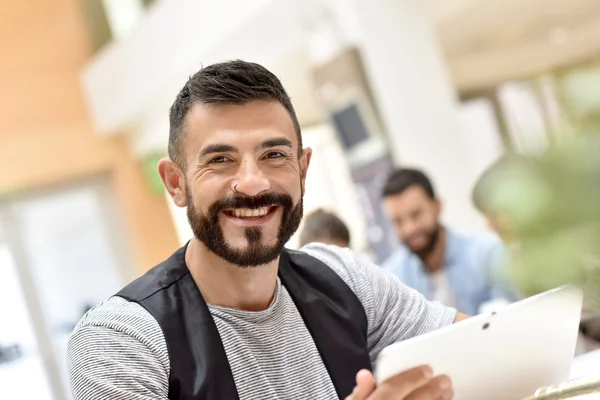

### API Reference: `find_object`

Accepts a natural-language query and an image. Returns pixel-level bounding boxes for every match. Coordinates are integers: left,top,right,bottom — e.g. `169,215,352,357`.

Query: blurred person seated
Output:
472,153,543,247
473,151,600,353
299,209,351,248
381,168,517,315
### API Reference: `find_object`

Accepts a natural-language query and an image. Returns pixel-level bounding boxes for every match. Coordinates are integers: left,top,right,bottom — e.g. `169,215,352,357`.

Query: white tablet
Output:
375,285,583,400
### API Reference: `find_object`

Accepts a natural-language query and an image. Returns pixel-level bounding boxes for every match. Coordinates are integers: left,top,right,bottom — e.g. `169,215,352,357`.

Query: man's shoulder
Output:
67,296,171,396
296,243,383,297
295,243,410,298
118,245,189,302
381,246,413,273
451,229,502,252
448,229,505,271
72,296,164,349
297,243,363,279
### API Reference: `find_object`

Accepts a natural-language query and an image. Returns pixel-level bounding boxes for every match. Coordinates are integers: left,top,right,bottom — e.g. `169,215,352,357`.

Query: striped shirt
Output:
67,243,456,399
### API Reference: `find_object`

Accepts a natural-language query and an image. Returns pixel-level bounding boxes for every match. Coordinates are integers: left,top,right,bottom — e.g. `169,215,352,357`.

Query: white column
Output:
329,0,486,232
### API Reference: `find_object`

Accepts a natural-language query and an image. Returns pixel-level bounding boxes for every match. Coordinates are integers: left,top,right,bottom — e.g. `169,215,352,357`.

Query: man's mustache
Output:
208,192,293,215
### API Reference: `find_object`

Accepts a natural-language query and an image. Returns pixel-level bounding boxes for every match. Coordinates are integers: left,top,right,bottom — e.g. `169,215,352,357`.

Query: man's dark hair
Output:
168,60,302,169
382,168,436,199
299,209,351,247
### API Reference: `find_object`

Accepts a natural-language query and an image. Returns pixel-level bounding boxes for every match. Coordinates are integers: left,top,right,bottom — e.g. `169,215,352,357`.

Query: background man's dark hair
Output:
299,209,351,247
168,60,302,169
382,168,436,199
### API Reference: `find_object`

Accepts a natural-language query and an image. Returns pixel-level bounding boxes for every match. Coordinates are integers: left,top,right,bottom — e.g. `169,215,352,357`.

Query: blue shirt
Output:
382,229,517,315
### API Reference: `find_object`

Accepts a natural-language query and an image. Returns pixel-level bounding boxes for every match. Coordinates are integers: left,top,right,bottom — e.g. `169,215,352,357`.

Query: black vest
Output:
117,246,372,399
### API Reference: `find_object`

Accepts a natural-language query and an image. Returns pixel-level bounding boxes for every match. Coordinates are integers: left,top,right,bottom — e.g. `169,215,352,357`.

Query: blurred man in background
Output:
299,209,351,248
381,168,516,315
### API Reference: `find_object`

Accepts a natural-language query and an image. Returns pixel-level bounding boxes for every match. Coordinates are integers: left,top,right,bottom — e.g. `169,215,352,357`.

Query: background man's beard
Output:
410,225,441,259
186,191,303,267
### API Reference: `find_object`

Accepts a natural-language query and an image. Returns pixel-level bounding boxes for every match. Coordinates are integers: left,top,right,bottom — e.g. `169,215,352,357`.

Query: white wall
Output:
457,99,506,192
288,124,368,251
498,82,552,154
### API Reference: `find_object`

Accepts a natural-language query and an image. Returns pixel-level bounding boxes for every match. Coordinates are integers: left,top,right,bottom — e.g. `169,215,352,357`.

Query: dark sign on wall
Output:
350,154,397,263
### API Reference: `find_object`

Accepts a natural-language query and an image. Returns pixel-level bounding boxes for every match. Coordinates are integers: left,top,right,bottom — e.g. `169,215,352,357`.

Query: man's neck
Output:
422,227,446,274
185,238,279,311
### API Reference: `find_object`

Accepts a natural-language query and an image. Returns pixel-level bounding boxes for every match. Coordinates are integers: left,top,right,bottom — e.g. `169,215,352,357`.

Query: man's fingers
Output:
374,365,434,398
345,369,376,400
346,366,453,400
405,375,453,400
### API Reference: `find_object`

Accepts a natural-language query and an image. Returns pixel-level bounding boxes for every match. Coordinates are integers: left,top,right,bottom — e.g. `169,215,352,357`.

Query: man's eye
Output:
209,156,230,164
265,151,285,159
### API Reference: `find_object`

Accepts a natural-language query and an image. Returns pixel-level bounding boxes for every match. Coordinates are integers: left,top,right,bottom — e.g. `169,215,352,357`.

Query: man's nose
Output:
401,220,419,238
233,159,271,197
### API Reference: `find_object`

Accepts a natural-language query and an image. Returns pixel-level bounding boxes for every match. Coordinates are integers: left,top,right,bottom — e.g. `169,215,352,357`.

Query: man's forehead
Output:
183,100,298,147
185,101,292,131
385,187,434,211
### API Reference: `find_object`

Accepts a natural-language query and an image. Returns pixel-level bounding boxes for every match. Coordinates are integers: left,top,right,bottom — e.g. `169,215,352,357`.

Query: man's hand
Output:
345,366,453,400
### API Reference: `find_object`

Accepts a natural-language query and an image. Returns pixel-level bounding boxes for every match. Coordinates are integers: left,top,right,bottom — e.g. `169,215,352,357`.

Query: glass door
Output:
0,176,132,399
0,230,57,399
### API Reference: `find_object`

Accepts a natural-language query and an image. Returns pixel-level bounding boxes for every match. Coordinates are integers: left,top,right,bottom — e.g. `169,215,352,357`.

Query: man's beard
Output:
408,224,441,259
186,189,303,267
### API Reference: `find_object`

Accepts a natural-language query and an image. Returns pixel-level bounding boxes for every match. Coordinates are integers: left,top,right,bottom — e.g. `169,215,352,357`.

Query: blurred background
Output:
1,0,600,398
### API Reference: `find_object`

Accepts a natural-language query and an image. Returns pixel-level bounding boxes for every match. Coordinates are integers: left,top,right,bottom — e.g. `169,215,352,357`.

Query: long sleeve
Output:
67,297,170,399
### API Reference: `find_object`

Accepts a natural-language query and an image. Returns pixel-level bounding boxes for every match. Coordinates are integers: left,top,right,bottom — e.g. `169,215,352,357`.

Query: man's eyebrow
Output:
198,144,238,159
256,138,293,151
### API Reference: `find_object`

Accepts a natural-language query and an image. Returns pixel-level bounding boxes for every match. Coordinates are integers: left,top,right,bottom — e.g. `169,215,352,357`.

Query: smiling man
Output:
68,61,466,400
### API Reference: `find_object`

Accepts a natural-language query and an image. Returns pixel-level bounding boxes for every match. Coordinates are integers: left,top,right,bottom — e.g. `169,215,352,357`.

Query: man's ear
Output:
158,158,188,207
299,147,313,191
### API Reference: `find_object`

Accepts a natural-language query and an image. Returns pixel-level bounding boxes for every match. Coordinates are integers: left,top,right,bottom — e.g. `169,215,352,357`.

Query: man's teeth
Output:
232,207,269,218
